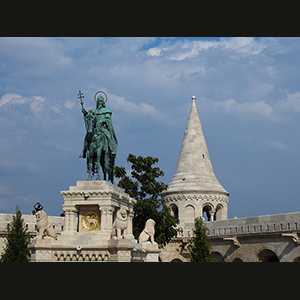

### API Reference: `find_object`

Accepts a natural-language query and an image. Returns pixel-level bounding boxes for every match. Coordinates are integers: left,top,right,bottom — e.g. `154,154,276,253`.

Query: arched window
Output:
185,205,195,227
170,204,179,219
215,204,223,221
203,204,213,221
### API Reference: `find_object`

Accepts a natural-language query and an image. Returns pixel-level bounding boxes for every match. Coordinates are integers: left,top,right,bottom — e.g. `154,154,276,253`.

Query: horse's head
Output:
85,111,95,134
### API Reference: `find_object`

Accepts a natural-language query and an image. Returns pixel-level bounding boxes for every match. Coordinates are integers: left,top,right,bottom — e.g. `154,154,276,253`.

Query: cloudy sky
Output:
0,37,300,219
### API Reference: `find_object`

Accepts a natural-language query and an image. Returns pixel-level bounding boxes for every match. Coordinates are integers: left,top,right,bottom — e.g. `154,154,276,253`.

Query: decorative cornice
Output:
163,192,229,203
61,190,113,197
60,190,135,204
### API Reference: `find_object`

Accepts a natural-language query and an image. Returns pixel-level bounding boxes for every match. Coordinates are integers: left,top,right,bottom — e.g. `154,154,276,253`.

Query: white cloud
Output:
276,91,300,112
2,38,300,127
250,83,274,98
0,93,46,115
0,93,24,108
214,98,280,122
211,89,300,122
170,40,219,61
146,37,270,62
30,96,46,114
109,93,162,119
64,100,75,109
264,66,277,78
30,100,43,114
147,47,163,57
221,37,269,55
0,37,73,79
265,140,289,150
51,106,61,114
33,95,46,102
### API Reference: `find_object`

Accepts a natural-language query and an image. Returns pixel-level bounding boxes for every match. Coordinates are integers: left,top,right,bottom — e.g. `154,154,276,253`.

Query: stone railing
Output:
206,211,300,237
0,213,65,233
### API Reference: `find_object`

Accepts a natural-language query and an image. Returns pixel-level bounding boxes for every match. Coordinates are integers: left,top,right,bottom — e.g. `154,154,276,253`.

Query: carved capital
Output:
99,206,114,214
63,206,78,214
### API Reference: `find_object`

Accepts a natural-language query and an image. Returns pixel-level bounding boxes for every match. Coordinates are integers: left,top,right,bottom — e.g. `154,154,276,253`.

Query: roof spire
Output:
163,95,228,195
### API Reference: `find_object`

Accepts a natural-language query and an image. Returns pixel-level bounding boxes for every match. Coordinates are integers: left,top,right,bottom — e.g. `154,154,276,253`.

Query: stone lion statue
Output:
111,209,128,239
35,210,57,240
138,219,157,245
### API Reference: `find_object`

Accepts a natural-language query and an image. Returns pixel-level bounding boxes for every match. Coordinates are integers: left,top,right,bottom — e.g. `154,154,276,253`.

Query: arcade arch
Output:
232,257,243,262
212,251,225,262
258,249,279,262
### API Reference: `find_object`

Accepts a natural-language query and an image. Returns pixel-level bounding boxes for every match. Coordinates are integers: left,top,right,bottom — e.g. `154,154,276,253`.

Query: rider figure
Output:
79,94,118,182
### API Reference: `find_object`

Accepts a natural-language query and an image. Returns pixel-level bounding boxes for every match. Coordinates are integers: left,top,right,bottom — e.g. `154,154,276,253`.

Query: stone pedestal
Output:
29,181,160,262
60,181,136,240
108,239,135,262
141,243,161,262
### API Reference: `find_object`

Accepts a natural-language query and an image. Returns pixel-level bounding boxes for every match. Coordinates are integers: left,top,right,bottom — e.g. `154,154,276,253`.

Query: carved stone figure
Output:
138,219,157,245
35,210,57,240
111,209,128,239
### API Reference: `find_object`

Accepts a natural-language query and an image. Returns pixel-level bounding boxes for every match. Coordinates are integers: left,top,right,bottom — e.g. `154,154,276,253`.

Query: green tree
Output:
115,153,181,247
188,217,214,262
1,205,32,262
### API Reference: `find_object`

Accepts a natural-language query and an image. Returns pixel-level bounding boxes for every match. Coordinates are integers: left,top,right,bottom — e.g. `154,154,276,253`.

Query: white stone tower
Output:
161,96,229,236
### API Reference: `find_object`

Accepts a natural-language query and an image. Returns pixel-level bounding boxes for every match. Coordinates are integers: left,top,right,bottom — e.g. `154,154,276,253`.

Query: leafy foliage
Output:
1,205,32,262
115,153,181,247
188,217,214,262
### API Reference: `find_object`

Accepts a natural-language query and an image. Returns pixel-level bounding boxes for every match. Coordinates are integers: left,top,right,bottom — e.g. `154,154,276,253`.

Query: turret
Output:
161,96,229,236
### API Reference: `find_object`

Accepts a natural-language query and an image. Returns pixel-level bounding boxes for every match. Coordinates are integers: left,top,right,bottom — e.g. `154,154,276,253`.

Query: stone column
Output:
99,207,107,231
106,207,114,232
126,209,135,240
100,206,114,232
62,206,78,235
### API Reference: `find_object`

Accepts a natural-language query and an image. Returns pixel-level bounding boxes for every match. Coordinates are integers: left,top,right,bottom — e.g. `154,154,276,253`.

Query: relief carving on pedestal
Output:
82,211,100,230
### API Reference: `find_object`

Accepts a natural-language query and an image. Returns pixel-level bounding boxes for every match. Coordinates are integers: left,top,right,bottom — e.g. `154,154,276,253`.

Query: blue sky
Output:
1,37,300,219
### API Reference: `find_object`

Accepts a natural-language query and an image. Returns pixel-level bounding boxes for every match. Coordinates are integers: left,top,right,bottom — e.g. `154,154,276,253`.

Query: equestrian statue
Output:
78,90,118,183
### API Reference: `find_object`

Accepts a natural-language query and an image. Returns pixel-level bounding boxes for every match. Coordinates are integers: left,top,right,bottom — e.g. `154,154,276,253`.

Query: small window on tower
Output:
170,204,179,219
202,154,205,159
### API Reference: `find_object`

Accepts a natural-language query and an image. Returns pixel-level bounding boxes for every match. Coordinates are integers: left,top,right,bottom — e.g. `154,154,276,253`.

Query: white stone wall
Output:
164,192,229,236
0,213,65,257
159,211,300,262
206,211,300,237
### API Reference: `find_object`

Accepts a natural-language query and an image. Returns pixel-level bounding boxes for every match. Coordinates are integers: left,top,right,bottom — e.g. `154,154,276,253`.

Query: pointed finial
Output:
191,95,196,101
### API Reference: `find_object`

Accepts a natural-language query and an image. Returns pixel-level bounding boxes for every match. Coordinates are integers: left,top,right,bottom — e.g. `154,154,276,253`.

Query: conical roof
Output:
164,96,229,195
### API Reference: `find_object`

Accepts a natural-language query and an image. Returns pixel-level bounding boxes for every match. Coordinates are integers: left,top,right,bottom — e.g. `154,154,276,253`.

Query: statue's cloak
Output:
91,107,118,156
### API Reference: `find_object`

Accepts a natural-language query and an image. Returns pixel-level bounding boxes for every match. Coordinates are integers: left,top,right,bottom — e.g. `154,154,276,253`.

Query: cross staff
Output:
78,90,88,132
77,90,84,106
